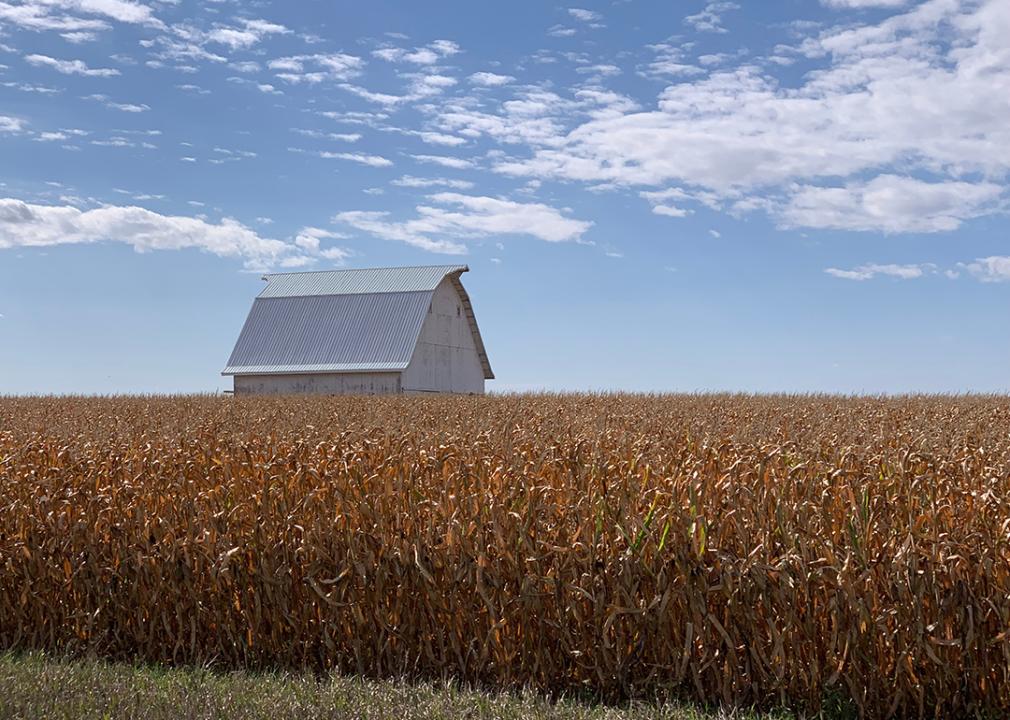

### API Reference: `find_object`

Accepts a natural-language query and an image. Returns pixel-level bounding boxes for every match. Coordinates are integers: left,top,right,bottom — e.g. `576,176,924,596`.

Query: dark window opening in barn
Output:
457,305,461,317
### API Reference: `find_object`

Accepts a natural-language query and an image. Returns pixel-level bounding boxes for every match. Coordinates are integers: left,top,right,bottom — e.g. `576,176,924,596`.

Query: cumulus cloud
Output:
490,0,1010,234
469,71,515,87
0,197,348,270
0,115,24,133
0,198,284,268
825,263,934,280
959,257,1010,283
333,193,591,253
292,227,350,262
25,53,119,76
780,176,1004,233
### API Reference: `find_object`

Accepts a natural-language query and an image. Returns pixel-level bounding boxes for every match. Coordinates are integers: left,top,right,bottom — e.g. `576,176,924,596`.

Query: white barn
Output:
222,265,494,395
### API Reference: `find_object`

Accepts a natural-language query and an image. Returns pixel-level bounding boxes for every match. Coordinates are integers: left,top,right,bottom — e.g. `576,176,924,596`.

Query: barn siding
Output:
401,278,486,394
233,372,401,396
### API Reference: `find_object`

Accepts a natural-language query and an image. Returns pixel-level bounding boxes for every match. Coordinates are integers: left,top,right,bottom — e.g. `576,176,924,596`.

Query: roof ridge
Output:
263,264,468,279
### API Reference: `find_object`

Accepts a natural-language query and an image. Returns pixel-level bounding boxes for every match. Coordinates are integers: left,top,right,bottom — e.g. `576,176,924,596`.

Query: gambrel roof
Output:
222,265,493,379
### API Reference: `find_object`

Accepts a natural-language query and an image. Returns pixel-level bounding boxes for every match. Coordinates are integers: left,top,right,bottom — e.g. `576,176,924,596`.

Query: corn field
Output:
2,394,1010,718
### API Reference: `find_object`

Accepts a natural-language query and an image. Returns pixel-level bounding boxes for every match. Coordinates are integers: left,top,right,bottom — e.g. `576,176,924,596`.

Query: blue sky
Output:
0,0,1008,394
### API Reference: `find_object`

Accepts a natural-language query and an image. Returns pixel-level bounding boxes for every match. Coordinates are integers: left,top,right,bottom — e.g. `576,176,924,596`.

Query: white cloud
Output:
371,39,460,65
959,257,1010,283
0,115,24,133
25,53,119,76
492,0,1010,233
339,70,459,106
411,130,467,146
575,63,621,77
319,151,393,167
61,30,97,42
825,263,934,280
547,25,576,37
640,187,693,217
35,131,68,141
432,89,584,147
56,0,162,25
293,226,350,262
684,1,740,33
410,154,474,169
175,83,209,94
643,44,704,78
201,18,289,50
392,175,475,190
229,60,260,73
781,176,1004,233
292,128,361,142
318,110,389,126
0,197,288,268
333,193,591,253
468,71,515,86
268,53,362,83
144,35,226,64
107,100,149,112
83,93,150,112
0,0,162,35
568,8,601,22
822,0,907,7
338,83,404,105
0,197,354,269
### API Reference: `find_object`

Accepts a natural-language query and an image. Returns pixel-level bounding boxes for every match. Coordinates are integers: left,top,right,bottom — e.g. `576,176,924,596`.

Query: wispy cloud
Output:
371,39,460,65
268,53,363,84
316,151,393,167
410,154,475,169
567,8,602,22
25,53,119,76
684,1,740,33
83,94,150,112
825,263,934,281
822,0,907,7
391,175,475,190
333,193,591,253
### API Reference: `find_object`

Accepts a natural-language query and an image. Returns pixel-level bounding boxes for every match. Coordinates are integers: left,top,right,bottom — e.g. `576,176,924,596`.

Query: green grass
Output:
0,652,803,720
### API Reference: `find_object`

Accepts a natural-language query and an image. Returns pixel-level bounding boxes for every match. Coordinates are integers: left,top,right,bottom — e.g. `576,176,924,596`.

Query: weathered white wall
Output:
401,278,486,394
234,372,401,395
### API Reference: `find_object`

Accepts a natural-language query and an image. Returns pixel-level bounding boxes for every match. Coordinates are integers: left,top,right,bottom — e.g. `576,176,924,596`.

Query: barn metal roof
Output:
258,265,469,298
223,265,494,379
